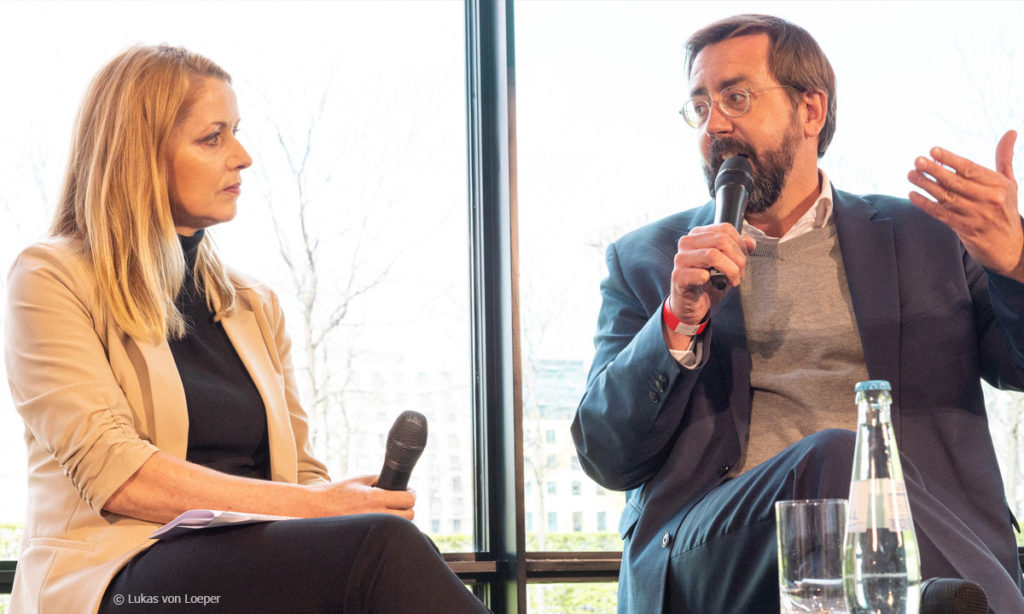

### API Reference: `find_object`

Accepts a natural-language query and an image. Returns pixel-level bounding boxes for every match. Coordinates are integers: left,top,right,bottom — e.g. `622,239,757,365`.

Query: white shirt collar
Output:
743,169,833,243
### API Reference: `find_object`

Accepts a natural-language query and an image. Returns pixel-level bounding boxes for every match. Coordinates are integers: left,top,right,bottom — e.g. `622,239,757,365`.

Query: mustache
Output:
703,138,760,199
707,138,759,175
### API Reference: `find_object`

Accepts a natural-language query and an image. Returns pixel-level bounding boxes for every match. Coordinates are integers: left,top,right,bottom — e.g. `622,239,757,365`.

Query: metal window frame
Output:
464,0,525,610
462,1,622,612
0,560,13,594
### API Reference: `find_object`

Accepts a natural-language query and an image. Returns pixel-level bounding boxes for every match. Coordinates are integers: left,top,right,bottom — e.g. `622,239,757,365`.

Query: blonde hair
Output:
51,44,239,343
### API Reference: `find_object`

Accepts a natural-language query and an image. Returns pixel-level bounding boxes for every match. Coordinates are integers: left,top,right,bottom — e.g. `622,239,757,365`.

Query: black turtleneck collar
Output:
178,229,205,268
177,229,206,305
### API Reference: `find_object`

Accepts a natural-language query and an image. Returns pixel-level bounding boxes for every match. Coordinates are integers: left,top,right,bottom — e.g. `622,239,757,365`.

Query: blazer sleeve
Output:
571,240,709,491
5,243,160,512
976,262,1024,391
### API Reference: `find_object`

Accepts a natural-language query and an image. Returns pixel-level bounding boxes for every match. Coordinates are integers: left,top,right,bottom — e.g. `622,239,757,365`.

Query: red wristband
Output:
663,297,708,336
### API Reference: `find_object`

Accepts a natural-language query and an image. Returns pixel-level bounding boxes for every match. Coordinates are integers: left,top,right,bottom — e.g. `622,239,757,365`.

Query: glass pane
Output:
514,0,1024,559
528,583,617,614
0,0,469,555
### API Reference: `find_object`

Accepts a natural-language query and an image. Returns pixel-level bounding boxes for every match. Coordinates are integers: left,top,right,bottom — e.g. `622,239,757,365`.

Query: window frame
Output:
457,2,621,611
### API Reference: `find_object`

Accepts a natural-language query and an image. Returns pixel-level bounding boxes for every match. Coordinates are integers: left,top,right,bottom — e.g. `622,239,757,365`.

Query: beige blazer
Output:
4,237,330,614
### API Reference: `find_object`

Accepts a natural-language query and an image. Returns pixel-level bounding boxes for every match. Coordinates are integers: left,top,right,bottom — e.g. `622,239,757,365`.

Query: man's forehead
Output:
689,74,754,97
688,34,771,94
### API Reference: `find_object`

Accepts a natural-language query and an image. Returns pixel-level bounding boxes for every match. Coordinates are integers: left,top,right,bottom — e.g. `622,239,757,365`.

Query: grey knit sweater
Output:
716,221,869,474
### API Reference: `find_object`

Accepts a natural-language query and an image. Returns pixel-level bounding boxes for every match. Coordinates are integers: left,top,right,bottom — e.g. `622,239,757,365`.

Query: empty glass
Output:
776,498,849,613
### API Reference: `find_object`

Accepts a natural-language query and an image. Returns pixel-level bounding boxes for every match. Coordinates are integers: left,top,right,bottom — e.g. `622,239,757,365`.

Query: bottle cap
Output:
855,380,891,392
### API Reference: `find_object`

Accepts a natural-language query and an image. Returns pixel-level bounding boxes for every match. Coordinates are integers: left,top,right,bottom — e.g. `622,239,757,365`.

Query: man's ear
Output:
801,89,828,139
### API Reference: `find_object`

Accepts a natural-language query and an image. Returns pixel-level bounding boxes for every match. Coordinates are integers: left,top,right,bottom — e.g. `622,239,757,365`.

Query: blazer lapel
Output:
711,290,752,456
832,189,902,401
128,339,189,457
221,307,299,483
689,200,752,456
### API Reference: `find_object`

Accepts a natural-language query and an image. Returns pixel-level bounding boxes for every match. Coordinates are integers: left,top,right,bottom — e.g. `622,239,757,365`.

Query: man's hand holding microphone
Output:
664,155,756,350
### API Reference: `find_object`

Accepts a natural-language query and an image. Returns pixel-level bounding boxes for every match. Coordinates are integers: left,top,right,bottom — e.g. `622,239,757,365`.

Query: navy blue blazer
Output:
571,188,1024,612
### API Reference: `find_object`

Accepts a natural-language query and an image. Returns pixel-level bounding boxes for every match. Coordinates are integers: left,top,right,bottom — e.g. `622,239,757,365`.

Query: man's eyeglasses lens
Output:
681,86,752,128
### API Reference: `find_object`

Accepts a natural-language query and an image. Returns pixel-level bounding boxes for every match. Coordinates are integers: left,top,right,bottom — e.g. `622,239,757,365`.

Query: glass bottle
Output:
842,380,921,613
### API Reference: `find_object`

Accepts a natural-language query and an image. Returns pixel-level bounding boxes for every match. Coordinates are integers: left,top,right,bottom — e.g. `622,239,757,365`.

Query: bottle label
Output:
846,478,913,533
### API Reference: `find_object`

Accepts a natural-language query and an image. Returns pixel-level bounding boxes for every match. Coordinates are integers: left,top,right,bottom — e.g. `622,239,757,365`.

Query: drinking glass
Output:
776,498,848,613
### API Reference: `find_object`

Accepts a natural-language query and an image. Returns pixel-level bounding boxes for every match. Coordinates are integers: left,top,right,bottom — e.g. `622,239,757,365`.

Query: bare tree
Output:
520,274,570,550
250,83,403,477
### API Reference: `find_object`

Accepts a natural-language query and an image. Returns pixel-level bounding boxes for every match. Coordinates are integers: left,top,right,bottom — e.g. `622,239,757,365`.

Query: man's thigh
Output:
666,429,855,612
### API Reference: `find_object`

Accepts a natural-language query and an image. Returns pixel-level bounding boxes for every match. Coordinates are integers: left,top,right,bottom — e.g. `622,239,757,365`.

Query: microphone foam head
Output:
919,578,988,614
385,410,428,468
714,154,754,193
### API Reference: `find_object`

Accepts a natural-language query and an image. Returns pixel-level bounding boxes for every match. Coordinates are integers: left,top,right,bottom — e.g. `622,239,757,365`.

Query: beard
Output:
701,116,802,215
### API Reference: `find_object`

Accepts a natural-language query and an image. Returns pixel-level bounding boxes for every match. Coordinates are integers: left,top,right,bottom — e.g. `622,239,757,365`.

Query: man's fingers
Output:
907,169,969,219
907,189,954,226
672,265,711,289
995,129,1018,180
679,227,748,264
927,146,988,183
913,155,996,201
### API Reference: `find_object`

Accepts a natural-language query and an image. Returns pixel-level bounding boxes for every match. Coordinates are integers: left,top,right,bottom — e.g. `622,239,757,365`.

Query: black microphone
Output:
376,410,428,491
919,578,988,614
708,154,754,290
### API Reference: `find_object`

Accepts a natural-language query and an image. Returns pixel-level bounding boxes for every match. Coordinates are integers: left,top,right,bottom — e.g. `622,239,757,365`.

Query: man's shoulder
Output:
836,189,910,212
833,188,953,233
612,201,715,253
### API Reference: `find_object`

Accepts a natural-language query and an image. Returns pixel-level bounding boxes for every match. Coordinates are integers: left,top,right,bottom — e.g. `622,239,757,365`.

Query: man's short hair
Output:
685,14,837,158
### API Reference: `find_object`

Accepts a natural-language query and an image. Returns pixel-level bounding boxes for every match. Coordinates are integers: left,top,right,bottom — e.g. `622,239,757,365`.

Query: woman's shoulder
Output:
228,267,281,310
8,236,91,284
6,237,103,323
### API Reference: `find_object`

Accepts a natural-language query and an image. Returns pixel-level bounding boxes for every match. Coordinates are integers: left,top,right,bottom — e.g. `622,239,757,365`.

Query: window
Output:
0,0,472,601
3,2,1024,613
514,0,1024,610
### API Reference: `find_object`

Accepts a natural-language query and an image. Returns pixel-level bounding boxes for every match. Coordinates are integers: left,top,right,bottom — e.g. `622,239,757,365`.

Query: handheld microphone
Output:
919,578,988,614
708,154,754,290
376,410,428,491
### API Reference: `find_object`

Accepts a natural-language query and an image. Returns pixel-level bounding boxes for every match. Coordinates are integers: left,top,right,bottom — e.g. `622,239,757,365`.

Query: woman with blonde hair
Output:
6,44,488,614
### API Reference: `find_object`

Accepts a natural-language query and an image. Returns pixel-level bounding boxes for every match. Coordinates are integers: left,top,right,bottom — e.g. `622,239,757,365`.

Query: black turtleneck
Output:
169,230,271,480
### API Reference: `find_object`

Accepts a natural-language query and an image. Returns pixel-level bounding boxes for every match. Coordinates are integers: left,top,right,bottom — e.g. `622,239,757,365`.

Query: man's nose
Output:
704,102,734,137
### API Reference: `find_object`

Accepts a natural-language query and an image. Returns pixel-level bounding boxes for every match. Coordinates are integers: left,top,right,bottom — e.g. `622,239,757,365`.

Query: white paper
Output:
150,509,295,539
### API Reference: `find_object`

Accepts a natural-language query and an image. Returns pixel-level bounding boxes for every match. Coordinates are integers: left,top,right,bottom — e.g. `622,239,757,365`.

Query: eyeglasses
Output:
679,85,796,128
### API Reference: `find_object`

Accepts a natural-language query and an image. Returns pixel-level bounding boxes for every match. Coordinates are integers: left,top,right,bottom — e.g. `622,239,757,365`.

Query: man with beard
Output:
571,13,1024,613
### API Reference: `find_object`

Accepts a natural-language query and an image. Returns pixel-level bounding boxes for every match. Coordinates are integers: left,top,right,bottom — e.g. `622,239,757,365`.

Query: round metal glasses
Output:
680,85,796,128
